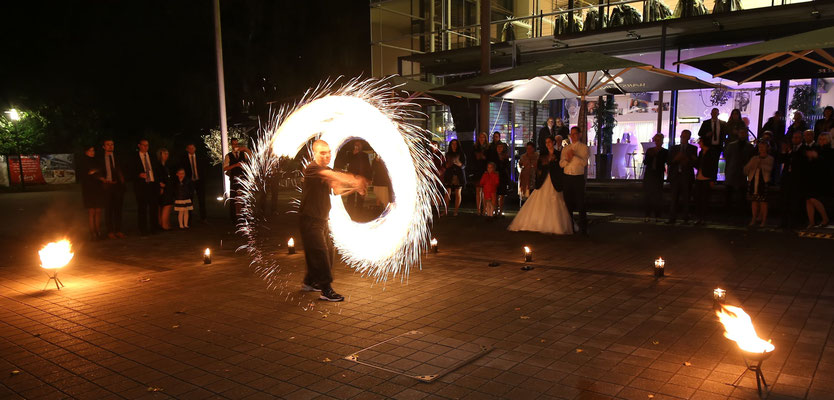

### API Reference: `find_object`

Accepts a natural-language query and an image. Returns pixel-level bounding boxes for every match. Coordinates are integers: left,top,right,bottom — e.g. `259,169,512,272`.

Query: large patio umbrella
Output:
676,26,834,84
440,51,719,101
440,51,720,138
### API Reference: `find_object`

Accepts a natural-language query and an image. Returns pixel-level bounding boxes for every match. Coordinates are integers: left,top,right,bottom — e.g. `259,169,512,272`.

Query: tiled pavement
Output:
1,191,834,399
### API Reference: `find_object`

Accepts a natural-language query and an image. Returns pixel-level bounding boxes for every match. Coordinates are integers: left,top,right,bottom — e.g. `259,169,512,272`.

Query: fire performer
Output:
301,139,368,301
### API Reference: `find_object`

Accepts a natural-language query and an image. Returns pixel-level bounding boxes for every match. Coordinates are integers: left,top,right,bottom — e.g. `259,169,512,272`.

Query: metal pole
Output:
757,80,766,139
213,0,230,196
479,0,491,136
656,24,667,135
18,152,25,190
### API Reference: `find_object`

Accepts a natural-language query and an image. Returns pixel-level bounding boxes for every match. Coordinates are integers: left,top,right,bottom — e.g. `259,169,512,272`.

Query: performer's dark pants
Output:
103,183,124,233
300,215,335,287
563,174,587,234
643,174,664,218
229,181,241,222
669,176,692,222
134,181,159,235
694,180,712,222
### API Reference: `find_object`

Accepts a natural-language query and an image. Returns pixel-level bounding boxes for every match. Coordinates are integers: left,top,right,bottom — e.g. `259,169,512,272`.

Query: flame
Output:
655,257,665,267
430,238,437,246
288,238,295,247
204,248,211,256
39,240,74,269
716,305,775,354
523,246,531,253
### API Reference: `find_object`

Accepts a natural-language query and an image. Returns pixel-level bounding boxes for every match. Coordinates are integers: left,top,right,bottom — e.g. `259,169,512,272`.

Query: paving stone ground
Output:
1,189,833,399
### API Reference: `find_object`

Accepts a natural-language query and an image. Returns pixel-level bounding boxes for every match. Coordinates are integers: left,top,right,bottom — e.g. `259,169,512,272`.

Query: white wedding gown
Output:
508,174,574,235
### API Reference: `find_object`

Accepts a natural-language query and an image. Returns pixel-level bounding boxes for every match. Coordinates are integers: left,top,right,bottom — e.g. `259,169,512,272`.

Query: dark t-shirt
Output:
301,163,332,219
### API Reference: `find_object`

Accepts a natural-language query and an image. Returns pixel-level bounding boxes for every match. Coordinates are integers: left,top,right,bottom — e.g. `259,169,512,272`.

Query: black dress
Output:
80,155,104,209
443,151,466,188
471,142,488,185
158,162,174,206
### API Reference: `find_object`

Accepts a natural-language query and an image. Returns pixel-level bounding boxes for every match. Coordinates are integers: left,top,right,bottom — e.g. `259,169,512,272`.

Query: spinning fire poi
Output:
237,78,443,299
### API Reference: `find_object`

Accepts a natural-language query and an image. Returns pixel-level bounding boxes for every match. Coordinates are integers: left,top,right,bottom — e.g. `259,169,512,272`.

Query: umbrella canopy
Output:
677,26,834,84
386,75,480,99
440,51,720,101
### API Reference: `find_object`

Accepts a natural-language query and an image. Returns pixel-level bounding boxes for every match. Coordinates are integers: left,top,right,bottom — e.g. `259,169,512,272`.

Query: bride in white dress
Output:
508,137,574,235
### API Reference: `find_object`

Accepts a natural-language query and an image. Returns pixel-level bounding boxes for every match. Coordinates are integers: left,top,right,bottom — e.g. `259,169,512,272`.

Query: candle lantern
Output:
203,248,212,264
39,240,74,290
288,238,296,254
713,288,726,302
430,238,438,253
654,257,665,277
524,246,533,262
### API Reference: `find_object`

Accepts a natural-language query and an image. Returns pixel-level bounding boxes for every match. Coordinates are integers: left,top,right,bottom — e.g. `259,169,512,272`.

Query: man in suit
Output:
182,143,208,222
132,139,160,235
698,108,728,151
345,141,372,212
642,133,668,222
100,139,126,239
223,138,249,221
779,131,806,229
667,130,698,224
693,138,720,225
724,126,755,223
537,118,557,151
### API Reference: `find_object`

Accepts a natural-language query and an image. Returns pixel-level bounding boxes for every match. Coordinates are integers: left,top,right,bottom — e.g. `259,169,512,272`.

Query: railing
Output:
413,0,810,51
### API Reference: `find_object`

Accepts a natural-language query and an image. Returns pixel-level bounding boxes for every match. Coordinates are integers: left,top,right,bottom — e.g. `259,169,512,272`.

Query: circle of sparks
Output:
238,77,443,286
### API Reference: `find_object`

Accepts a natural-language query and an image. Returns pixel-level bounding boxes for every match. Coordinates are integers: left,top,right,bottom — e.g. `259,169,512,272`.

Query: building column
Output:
479,0,491,136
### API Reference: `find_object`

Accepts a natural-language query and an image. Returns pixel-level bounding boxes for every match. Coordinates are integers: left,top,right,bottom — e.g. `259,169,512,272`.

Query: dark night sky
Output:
0,1,371,150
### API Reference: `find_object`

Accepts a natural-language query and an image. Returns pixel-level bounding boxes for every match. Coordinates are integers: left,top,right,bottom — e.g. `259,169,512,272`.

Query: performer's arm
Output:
319,169,368,196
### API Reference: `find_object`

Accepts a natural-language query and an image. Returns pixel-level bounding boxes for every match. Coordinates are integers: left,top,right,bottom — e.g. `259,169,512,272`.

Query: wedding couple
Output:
509,127,588,235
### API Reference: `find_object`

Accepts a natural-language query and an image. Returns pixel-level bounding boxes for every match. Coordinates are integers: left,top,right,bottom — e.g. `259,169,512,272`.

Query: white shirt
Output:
189,153,199,181
140,152,154,182
711,119,721,145
560,141,589,176
104,152,115,181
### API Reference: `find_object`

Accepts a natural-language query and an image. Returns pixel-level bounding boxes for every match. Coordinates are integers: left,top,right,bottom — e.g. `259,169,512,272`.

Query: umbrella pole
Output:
578,71,588,143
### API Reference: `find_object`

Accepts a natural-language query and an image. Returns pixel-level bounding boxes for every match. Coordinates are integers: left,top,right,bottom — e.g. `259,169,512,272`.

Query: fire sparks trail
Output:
237,77,443,288
716,305,775,354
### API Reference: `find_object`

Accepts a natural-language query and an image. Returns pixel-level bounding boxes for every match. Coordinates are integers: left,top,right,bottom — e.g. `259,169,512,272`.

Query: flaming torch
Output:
287,238,296,254
716,304,775,396
39,240,73,290
653,257,665,277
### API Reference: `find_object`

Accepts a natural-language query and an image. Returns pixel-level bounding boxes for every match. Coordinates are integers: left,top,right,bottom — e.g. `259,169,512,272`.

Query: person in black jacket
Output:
667,130,698,224
223,138,249,221
762,111,786,145
694,138,719,225
345,141,372,213
814,106,834,139
778,132,806,229
181,143,208,222
537,118,557,151
156,148,174,231
99,139,126,239
697,108,728,152
80,145,104,240
642,133,668,222
132,139,161,236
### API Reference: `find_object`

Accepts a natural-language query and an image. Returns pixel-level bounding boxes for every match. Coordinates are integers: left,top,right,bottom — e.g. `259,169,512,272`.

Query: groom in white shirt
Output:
560,127,589,235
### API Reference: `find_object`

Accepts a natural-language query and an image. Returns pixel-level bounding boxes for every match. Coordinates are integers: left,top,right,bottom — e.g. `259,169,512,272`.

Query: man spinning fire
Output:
300,140,368,301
